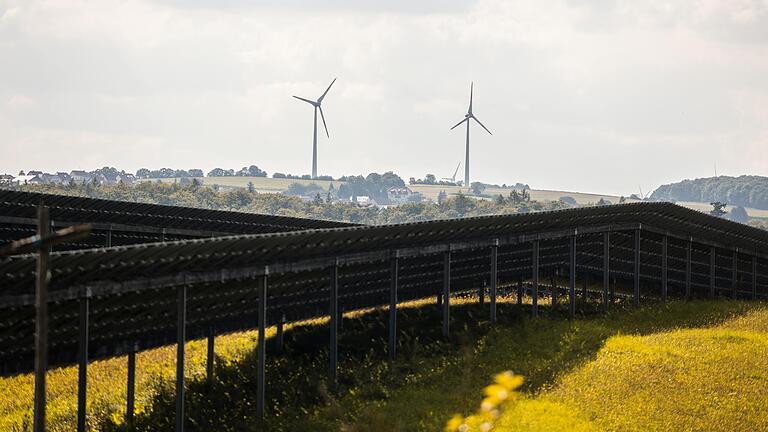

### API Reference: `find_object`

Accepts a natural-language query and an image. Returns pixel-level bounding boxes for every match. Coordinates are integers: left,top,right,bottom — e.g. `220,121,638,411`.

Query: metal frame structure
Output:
2,196,768,431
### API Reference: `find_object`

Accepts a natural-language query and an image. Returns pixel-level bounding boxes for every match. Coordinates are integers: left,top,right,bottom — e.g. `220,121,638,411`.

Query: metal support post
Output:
175,285,186,432
389,253,398,360
490,241,498,323
532,240,539,317
443,251,451,338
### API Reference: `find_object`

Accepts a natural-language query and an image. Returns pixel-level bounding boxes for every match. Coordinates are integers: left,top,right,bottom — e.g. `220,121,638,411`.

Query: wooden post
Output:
389,253,399,360
256,274,267,421
633,230,640,307
490,241,498,323
661,236,668,302
106,226,113,247
569,235,576,318
206,327,215,384
176,285,186,432
532,240,539,317
126,346,136,427
685,240,692,300
603,232,610,311
443,251,451,338
516,276,523,305
33,206,50,432
710,246,716,298
329,261,339,389
77,294,89,432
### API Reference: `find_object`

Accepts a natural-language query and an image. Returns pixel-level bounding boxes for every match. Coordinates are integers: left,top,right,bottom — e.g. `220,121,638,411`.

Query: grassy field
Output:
141,176,623,204
675,201,768,219
408,184,622,204
4,295,763,431
138,176,341,194
138,177,768,220
454,304,768,431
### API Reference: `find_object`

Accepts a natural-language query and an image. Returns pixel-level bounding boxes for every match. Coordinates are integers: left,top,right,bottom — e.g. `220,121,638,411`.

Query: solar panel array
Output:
1,192,768,375
0,190,353,250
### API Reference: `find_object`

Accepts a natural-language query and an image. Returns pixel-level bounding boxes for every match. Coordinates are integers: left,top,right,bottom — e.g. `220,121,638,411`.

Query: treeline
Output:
650,175,768,210
7,182,564,225
132,165,270,179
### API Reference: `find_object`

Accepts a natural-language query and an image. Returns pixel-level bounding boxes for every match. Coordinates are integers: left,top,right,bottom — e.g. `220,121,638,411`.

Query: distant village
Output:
0,169,137,187
0,166,434,208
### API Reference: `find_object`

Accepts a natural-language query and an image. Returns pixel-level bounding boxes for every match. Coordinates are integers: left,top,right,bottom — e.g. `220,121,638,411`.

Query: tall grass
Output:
1,296,763,431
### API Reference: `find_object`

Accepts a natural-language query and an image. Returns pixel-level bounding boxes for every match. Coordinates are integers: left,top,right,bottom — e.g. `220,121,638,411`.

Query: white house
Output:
13,175,43,185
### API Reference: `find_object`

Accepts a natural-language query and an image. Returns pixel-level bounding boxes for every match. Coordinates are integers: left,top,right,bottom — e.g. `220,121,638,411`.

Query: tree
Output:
424,174,436,185
273,172,287,178
710,202,728,218
438,190,448,205
135,168,150,179
247,181,256,194
188,169,204,177
651,175,768,210
729,206,748,223
208,168,226,177
470,182,486,196
450,192,473,216
495,194,505,205
313,193,324,205
596,198,611,206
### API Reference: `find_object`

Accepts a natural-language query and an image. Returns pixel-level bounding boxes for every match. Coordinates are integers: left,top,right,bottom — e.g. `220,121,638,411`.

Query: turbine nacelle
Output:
293,78,337,179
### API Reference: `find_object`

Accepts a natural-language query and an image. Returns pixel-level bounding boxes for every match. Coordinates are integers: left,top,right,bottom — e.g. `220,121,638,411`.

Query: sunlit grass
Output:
449,304,768,432
0,296,462,431
3,295,765,431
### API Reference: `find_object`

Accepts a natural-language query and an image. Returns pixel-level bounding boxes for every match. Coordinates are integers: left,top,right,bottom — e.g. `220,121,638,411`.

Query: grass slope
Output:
497,308,768,431
2,298,764,431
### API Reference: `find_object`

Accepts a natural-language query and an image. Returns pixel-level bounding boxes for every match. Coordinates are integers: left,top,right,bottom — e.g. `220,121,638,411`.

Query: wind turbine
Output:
294,78,336,179
441,162,462,183
450,82,492,187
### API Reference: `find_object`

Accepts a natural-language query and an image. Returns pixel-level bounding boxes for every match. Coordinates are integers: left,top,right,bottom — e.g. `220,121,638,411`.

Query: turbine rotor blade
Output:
319,106,330,138
450,117,468,130
293,95,317,105
472,115,492,135
318,78,337,103
469,81,474,114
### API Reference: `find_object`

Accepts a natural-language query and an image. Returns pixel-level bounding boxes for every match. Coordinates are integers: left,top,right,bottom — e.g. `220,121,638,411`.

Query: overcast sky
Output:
1,0,767,195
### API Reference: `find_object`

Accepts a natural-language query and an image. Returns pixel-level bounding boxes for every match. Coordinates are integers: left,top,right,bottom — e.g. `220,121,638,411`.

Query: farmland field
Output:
408,184,623,204
140,176,623,204
138,176,341,194
138,176,768,220
2,297,764,431
674,201,768,219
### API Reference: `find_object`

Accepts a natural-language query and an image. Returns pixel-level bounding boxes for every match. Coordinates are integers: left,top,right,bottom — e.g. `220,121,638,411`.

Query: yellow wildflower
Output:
483,384,509,404
445,414,464,432
493,371,524,391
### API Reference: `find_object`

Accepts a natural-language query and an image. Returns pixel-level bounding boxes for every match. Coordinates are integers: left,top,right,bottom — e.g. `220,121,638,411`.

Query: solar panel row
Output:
1,195,767,374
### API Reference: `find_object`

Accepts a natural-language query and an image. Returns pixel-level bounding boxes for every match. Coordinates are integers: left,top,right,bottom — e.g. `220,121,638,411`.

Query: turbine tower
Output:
450,82,492,187
294,78,336,179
